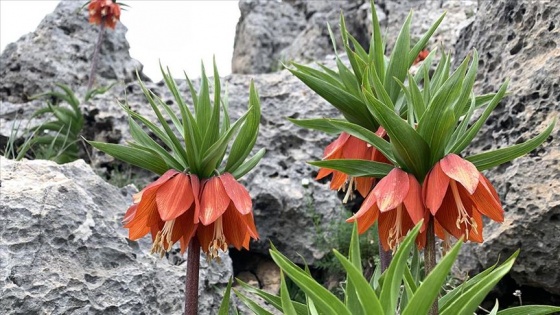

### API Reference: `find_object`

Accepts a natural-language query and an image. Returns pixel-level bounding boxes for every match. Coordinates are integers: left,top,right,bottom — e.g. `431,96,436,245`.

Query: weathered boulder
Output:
454,0,560,297
0,157,233,314
0,0,146,103
231,0,477,74
232,0,368,74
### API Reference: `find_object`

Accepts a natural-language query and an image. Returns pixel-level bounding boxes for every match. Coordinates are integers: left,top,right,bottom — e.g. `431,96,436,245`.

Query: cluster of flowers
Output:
88,0,121,29
319,132,503,251
124,170,258,258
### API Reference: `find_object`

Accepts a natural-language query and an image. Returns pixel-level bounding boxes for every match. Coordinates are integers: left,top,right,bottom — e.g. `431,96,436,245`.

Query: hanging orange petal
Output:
468,176,504,222
123,203,138,225
341,136,369,159
403,174,425,227
127,218,151,240
220,173,253,215
433,190,464,240
440,154,479,194
378,210,397,251
330,171,348,190
323,133,350,158
196,224,214,254
190,175,201,224
199,176,231,225
356,176,374,198
374,168,409,213
346,191,380,234
423,163,450,215
172,210,198,253
156,172,194,221
316,167,334,180
125,185,159,229
222,204,249,250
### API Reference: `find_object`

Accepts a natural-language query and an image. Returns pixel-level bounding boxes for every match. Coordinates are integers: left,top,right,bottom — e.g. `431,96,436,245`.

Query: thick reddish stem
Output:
424,217,438,315
87,21,105,91
185,238,200,315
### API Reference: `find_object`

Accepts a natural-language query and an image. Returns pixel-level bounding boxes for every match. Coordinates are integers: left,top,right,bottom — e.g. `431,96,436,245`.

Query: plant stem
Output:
378,241,392,272
87,21,105,91
424,217,438,315
185,238,200,315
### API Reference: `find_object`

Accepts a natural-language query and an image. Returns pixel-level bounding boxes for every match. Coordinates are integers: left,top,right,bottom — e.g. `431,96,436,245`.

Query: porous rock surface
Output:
231,0,477,74
454,0,560,296
0,0,146,103
0,157,233,314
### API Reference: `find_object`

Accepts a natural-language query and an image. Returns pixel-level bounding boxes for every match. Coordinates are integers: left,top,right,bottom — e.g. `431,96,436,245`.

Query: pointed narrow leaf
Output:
233,288,274,315
466,119,555,171
236,278,309,315
309,159,393,178
88,141,168,174
496,305,560,315
288,118,344,134
217,278,233,315
280,271,298,315
384,11,412,104
408,12,446,66
402,240,463,315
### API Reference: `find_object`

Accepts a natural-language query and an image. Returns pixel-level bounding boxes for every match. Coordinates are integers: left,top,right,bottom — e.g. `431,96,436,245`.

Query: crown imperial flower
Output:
423,154,504,243
347,168,425,251
88,0,121,29
317,128,390,202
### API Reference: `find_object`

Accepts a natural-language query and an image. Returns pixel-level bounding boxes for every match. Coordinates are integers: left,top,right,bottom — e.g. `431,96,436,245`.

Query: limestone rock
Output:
454,0,560,296
0,157,233,314
0,0,147,103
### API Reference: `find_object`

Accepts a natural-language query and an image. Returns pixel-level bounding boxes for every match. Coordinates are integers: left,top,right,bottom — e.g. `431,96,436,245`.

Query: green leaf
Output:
270,247,351,315
496,305,560,315
231,148,266,180
362,89,430,177
280,271,298,315
334,249,384,315
402,239,463,315
326,119,396,164
88,141,168,175
233,288,274,315
128,116,185,170
441,250,520,315
466,119,555,171
344,223,366,315
289,64,377,130
384,11,411,104
380,222,423,315
369,0,385,81
226,80,261,173
408,12,445,66
217,278,233,315
236,278,309,315
309,159,393,178
288,118,344,134
448,81,509,154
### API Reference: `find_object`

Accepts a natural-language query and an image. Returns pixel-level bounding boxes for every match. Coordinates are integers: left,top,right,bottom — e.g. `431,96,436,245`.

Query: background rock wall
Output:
1,0,559,312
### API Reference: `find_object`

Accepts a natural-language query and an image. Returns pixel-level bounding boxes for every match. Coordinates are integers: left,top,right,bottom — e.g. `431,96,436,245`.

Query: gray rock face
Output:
0,157,233,314
232,0,368,74
0,0,146,103
231,0,477,74
454,0,560,296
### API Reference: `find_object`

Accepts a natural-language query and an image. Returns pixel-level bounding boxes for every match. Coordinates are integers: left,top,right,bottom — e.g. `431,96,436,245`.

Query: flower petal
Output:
434,190,463,240
220,173,253,215
346,191,379,234
222,204,249,250
199,176,231,225
125,185,160,229
470,175,504,222
440,154,479,194
196,224,214,255
156,172,194,221
123,203,138,225
330,171,347,190
403,174,425,225
323,132,350,158
341,135,369,159
173,210,198,253
374,168,409,212
378,210,396,251
356,176,374,198
316,167,333,180
424,162,450,215
190,175,201,224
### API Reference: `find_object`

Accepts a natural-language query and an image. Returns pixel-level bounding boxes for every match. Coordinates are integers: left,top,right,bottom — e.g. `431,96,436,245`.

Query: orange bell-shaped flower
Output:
423,154,504,243
88,0,121,29
347,168,425,251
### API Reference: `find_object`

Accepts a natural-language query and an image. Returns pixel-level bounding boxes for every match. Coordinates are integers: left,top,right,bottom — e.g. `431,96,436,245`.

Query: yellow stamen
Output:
342,177,356,203
450,181,478,239
387,205,404,250
150,220,176,257
208,217,227,261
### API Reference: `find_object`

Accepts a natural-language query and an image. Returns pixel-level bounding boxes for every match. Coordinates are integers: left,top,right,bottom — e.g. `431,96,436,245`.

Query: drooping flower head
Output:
347,168,425,251
88,0,121,29
317,127,390,202
423,154,504,243
197,173,259,259
89,63,264,260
